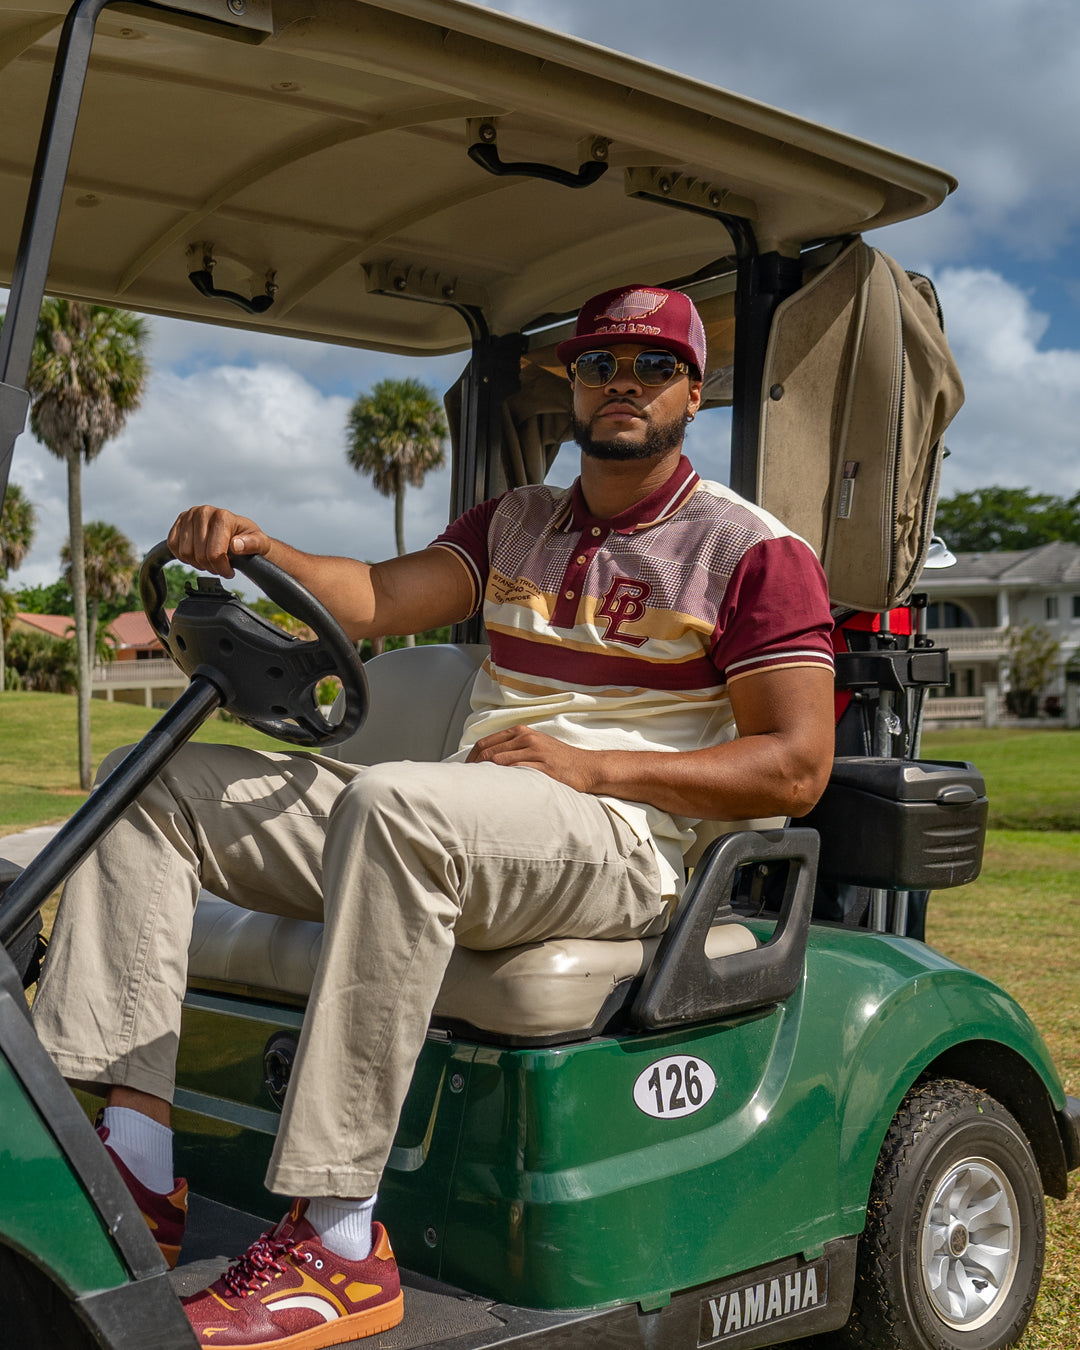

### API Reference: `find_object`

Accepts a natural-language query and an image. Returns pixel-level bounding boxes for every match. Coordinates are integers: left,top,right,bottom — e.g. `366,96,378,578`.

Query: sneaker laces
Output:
222,1232,303,1296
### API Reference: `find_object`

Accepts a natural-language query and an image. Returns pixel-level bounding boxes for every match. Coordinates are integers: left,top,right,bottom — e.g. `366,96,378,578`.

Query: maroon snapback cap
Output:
555,284,707,374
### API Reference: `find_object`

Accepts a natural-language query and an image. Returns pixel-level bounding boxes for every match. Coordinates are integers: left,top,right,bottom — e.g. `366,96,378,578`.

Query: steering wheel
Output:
139,541,368,747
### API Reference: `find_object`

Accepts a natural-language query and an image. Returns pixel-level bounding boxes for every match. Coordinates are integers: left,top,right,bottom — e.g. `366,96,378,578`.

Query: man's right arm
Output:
167,504,476,642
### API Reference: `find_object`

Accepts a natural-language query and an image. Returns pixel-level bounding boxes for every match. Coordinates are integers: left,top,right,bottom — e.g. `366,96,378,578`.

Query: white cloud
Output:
6,359,458,593
932,267,1080,495
147,314,468,398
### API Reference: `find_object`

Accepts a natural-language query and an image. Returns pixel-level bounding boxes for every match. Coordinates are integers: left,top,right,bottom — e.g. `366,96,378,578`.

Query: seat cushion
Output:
188,893,757,1041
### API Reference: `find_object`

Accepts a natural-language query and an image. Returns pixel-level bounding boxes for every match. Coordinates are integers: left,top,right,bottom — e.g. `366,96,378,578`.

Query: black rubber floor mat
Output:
169,1194,506,1348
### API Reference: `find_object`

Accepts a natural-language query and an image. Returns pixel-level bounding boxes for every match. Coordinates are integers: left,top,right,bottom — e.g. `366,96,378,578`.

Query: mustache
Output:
597,398,646,415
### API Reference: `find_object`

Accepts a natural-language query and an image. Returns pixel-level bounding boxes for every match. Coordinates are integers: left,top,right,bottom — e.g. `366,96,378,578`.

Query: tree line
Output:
934,486,1080,552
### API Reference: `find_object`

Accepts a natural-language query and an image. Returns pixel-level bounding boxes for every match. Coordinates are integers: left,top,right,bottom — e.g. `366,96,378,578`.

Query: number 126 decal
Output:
632,1054,716,1119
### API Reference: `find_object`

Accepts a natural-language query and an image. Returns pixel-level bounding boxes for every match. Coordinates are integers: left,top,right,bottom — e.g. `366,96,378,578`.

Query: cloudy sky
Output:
6,0,1080,591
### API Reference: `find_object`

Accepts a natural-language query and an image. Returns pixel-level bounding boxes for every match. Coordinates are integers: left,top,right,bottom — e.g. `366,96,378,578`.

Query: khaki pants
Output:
32,743,665,1197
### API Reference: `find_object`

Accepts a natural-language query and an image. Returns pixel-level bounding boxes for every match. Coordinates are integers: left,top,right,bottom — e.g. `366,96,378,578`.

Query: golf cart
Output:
0,1,1077,1347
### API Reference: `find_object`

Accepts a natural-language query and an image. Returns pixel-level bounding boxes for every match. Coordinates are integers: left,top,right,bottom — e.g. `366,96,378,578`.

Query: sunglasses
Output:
570,349,690,388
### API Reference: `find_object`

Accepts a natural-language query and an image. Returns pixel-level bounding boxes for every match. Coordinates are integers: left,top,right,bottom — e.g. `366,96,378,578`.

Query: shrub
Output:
1006,622,1060,716
5,628,78,693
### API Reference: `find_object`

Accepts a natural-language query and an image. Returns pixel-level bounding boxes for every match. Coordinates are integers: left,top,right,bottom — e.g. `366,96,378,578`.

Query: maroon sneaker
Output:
96,1122,188,1270
182,1200,403,1348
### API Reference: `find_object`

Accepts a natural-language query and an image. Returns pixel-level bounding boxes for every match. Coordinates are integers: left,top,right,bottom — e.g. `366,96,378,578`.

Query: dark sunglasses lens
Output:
575,352,617,386
634,351,679,384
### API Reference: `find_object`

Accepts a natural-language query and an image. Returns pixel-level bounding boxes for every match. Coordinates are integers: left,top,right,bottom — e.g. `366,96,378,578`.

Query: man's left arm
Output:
465,663,835,821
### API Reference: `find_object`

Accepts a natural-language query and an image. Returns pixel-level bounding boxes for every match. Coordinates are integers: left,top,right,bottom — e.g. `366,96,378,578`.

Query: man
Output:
32,284,836,1348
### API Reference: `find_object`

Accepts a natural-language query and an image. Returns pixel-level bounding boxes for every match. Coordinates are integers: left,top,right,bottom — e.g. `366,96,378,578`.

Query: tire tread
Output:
836,1076,1044,1350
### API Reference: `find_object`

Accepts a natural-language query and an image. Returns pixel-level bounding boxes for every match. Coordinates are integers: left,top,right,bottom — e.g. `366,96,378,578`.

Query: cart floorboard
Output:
172,1195,595,1350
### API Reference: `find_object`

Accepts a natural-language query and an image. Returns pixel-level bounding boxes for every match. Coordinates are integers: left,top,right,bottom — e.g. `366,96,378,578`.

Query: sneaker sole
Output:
194,1292,405,1349
158,1242,182,1271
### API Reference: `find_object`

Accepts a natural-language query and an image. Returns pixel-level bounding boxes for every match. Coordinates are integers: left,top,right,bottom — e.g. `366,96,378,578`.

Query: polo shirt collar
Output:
560,455,700,534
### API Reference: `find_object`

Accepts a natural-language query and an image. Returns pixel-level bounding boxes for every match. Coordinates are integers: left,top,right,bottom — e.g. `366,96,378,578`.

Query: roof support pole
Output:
0,0,111,509
450,314,523,645
621,186,802,505
449,306,491,528
723,221,801,503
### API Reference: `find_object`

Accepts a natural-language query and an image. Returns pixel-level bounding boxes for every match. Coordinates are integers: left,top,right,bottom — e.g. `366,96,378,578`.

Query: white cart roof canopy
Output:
0,0,956,354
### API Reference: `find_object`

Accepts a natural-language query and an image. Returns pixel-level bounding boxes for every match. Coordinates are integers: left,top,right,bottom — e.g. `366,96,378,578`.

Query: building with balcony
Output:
918,541,1080,719
13,609,186,708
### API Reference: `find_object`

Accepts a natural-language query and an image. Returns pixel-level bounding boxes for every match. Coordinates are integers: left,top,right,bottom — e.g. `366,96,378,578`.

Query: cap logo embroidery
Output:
599,289,669,324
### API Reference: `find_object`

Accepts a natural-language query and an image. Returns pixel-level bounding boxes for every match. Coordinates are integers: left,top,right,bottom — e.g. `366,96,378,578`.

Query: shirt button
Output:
591,527,602,536
565,589,575,600
575,554,587,565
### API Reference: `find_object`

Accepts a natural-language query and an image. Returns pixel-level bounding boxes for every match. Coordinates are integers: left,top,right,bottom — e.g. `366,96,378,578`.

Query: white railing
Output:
922,696,986,720
923,694,1010,722
930,626,1008,654
92,658,186,684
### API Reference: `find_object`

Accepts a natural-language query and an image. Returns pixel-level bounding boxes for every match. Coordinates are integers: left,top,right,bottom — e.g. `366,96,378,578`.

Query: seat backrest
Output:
326,643,489,766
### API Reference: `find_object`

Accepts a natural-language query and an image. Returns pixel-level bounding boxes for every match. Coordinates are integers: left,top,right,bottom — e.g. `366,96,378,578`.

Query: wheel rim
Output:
920,1155,1021,1330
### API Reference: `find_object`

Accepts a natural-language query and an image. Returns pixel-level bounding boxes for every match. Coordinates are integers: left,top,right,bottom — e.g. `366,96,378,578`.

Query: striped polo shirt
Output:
432,455,834,892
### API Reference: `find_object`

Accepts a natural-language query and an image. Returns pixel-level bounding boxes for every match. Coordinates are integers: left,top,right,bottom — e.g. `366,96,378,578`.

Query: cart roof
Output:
0,0,956,354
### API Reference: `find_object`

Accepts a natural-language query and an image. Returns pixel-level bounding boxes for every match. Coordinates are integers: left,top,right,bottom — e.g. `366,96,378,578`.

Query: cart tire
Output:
0,1243,96,1349
839,1077,1045,1350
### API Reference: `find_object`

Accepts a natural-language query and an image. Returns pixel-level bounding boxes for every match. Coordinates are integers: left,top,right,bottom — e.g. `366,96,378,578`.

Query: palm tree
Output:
0,481,37,687
27,299,149,788
345,377,447,648
61,520,138,675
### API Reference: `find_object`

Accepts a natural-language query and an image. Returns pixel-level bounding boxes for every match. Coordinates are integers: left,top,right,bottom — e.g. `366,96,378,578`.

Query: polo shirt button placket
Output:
554,523,606,625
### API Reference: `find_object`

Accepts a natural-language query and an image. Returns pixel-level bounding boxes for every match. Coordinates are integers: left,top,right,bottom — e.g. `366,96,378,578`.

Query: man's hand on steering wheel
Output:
140,537,370,746
168,504,273,579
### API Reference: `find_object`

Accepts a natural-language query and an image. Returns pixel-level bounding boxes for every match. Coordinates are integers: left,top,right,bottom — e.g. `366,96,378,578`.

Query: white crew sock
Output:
305,1195,377,1262
101,1106,175,1195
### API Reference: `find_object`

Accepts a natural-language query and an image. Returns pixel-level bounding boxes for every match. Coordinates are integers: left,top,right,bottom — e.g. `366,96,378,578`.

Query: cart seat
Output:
186,644,758,1043
187,894,756,1042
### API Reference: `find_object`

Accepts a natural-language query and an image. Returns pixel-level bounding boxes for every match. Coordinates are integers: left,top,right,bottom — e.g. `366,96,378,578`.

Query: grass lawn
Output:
926,831,1080,1348
2,698,1072,836
0,691,289,834
922,727,1080,831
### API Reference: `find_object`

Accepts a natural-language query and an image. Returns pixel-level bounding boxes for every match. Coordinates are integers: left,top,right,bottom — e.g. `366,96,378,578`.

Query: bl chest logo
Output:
597,577,652,646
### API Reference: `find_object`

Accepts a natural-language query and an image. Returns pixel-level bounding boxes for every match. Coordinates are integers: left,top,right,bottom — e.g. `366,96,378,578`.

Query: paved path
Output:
0,825,62,868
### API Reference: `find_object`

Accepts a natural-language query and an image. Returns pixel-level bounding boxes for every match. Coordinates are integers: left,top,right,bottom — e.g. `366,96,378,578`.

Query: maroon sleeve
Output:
429,495,503,617
710,536,835,684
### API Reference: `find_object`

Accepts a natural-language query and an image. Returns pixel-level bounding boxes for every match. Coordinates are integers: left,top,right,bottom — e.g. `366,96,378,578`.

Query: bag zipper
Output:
906,269,946,331
894,268,947,598
884,259,905,599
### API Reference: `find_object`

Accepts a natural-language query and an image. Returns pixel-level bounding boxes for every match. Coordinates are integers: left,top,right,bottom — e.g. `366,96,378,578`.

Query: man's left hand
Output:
466,725,598,793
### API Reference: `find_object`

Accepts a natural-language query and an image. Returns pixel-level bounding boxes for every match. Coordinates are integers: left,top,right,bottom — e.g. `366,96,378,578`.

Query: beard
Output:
573,407,690,462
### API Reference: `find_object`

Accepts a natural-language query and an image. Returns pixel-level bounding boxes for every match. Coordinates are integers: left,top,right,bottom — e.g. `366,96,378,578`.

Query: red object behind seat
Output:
833,608,913,721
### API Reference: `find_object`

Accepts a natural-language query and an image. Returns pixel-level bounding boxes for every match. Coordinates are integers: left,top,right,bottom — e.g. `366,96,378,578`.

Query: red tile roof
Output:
109,610,170,651
14,613,74,639
14,610,172,651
